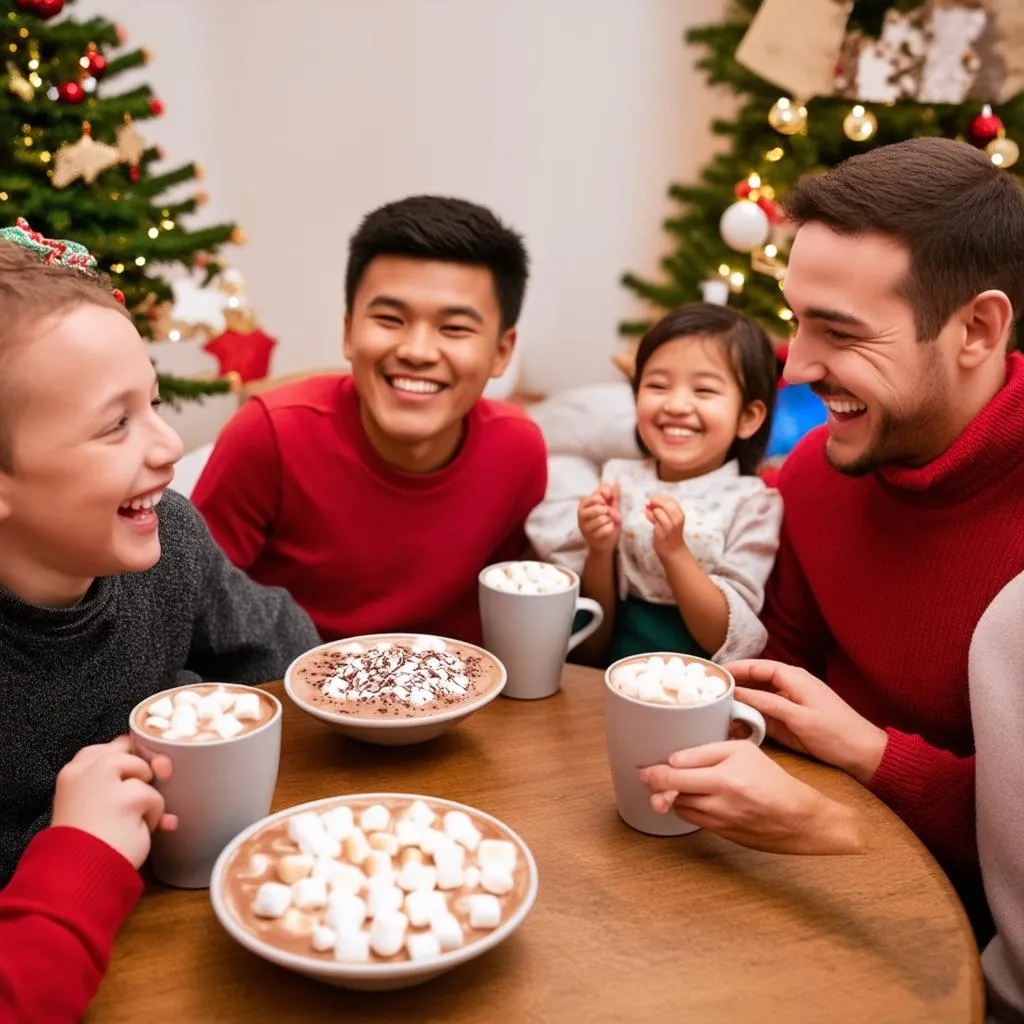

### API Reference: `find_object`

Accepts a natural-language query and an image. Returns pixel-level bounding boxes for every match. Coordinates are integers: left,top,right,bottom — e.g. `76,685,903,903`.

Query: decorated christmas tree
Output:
0,0,242,400
622,0,1024,345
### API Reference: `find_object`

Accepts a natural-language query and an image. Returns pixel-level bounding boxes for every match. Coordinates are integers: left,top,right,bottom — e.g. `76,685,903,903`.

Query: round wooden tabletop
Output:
89,665,983,1023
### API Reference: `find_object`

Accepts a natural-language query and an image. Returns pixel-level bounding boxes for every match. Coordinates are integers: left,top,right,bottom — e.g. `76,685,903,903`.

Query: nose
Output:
394,323,439,366
146,408,185,470
663,388,694,415
782,328,827,386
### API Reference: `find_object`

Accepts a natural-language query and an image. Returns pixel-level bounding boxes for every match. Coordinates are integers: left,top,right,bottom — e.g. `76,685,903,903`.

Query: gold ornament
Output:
843,104,877,142
51,122,121,189
231,226,247,245
116,113,146,166
5,61,34,101
986,136,1020,168
768,97,807,135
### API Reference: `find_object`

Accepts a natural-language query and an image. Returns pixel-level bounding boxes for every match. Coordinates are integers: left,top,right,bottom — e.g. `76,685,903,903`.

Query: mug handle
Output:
730,701,766,746
566,597,605,653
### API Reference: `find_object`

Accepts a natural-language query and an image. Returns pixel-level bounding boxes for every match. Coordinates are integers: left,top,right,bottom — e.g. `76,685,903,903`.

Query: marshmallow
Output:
147,696,174,719
320,805,356,841
315,860,365,895
334,929,370,962
291,876,328,911
480,864,514,896
252,882,292,919
369,911,408,957
289,812,341,859
195,695,222,722
397,860,437,894
412,635,446,654
467,894,502,930
173,690,201,708
233,692,262,721
635,673,668,704
406,800,437,828
368,831,400,857
363,850,395,880
431,913,464,951
434,857,464,891
406,931,442,962
404,890,447,928
311,925,336,953
443,811,481,852
395,819,423,849
144,716,170,732
365,881,404,918
338,642,364,655
482,567,506,590
213,714,244,740
342,830,371,865
464,866,481,890
477,839,517,871
168,710,198,738
674,681,701,706
359,804,391,833
240,852,272,879
276,853,315,885
324,892,367,932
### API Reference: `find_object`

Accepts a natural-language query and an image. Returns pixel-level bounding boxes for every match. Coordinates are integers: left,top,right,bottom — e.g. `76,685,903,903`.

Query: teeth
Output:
662,426,697,437
390,377,443,395
120,489,165,511
825,399,867,415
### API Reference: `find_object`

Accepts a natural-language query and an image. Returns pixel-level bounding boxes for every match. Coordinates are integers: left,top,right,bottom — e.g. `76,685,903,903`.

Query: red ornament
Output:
204,328,277,384
115,23,128,44
16,0,64,18
734,179,754,199
756,196,782,223
112,288,125,305
57,80,86,104
149,97,164,116
85,51,107,77
969,105,1003,147
129,166,140,182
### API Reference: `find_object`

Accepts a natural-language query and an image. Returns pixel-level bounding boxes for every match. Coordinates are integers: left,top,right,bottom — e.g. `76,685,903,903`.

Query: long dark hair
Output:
632,303,778,476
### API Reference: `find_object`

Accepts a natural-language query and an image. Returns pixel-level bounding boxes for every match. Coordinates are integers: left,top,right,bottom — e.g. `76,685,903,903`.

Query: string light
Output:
765,147,784,162
160,219,175,230
18,27,28,38
27,58,38,69
110,262,125,273
0,192,8,202
39,151,50,163
717,263,730,277
168,329,182,342
147,227,159,239
729,271,745,288
777,308,794,321
747,173,761,190
135,256,146,267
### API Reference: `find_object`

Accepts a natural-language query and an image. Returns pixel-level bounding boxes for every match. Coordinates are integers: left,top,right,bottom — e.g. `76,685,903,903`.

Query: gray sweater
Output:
972,569,1024,1023
0,489,319,885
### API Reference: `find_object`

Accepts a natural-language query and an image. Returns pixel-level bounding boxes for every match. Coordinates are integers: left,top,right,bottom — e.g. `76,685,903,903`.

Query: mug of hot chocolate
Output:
478,560,604,699
604,653,766,836
129,683,282,888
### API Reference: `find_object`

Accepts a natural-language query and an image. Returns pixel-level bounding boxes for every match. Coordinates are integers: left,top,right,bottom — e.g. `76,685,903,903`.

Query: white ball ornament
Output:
719,199,770,253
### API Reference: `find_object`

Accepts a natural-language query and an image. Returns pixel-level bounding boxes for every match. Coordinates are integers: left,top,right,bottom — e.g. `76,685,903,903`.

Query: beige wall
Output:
72,0,732,448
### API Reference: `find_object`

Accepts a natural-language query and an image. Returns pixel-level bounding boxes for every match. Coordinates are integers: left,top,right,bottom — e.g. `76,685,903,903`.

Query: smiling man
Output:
193,196,547,644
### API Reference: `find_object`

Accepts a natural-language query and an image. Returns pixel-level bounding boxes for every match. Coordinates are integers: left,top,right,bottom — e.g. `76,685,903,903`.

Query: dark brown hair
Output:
632,303,778,476
784,137,1024,340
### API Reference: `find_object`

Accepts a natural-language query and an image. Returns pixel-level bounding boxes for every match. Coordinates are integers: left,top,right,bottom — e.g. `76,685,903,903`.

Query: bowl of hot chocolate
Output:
210,793,538,991
284,634,507,745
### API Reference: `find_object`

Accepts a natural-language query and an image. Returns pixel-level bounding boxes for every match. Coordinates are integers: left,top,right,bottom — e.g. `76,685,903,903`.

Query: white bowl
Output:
283,634,506,746
210,793,539,991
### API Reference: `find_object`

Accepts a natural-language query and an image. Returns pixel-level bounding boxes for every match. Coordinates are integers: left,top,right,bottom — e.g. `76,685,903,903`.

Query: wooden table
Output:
90,666,984,1024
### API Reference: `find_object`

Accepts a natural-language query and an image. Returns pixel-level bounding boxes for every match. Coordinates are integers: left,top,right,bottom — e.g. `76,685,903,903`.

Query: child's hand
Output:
645,494,686,562
577,482,621,555
51,736,177,869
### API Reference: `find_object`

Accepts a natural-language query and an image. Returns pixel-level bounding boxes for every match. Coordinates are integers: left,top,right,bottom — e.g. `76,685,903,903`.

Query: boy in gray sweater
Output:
0,223,318,885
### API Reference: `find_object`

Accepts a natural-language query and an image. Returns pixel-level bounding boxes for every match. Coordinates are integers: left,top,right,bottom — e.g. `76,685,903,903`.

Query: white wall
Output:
71,0,732,441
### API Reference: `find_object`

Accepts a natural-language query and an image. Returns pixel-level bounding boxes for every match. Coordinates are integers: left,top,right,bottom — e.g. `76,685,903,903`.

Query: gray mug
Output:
604,653,766,836
129,683,282,889
478,562,604,699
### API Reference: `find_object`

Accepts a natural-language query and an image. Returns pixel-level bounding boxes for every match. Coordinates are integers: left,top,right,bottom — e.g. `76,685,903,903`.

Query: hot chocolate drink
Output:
220,796,532,964
290,635,504,720
481,560,573,596
134,684,277,742
609,654,729,707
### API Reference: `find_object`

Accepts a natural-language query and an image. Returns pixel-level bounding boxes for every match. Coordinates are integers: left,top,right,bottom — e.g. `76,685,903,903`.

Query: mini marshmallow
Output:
482,567,506,590
406,800,437,828
338,642,364,655
359,804,391,833
412,635,446,653
147,696,174,719
291,876,328,911
480,864,514,896
395,819,423,849
431,913,464,952
363,850,395,880
674,681,701,706
276,853,315,885
404,890,447,928
477,839,517,871
288,812,337,858
334,929,370,962
144,716,170,732
467,894,502,930
406,931,442,962
342,830,371,865
369,911,408,958
443,811,481,852
325,892,367,932
314,859,365,895
434,854,465,891
195,695,222,722
397,860,437,894
635,673,668,705
173,690,201,708
213,714,244,740
252,882,292,919
233,692,262,721
368,831,400,857
464,866,481,890
320,805,356,841
364,881,404,918
311,925,336,953
281,907,314,936
168,712,198,738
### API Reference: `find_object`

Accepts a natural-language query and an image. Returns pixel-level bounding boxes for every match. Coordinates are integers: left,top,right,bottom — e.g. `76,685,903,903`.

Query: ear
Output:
342,311,353,362
958,290,1013,370
489,327,517,379
736,399,767,440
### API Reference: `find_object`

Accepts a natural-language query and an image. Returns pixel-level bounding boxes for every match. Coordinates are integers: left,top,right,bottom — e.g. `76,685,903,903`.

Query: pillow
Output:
527,382,639,463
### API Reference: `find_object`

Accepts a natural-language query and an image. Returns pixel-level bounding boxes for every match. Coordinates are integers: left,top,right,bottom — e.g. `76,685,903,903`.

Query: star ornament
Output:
116,114,146,166
52,122,121,189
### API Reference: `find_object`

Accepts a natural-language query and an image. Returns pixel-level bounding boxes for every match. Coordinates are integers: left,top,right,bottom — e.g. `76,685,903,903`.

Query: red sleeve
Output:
491,419,548,561
0,828,142,1024
191,397,282,571
870,732,977,876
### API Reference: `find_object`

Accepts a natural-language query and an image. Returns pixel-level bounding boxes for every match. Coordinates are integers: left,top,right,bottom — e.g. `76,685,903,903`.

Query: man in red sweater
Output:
193,196,547,645
641,139,1024,906
0,738,174,1022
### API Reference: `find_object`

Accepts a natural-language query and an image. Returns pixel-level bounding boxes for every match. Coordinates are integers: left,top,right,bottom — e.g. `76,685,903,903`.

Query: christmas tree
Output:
0,0,240,400
621,0,1024,345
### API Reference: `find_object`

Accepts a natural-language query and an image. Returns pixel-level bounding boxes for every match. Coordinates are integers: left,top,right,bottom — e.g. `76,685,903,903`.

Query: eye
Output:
151,397,164,411
695,388,719,397
373,314,403,327
641,381,667,391
106,415,129,435
441,324,474,337
825,328,856,342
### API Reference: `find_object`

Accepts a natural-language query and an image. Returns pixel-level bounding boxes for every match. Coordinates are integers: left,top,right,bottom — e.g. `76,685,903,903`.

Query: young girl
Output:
576,303,782,665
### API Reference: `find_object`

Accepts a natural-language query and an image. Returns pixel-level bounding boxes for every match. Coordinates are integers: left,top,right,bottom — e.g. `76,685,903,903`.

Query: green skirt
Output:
608,594,709,664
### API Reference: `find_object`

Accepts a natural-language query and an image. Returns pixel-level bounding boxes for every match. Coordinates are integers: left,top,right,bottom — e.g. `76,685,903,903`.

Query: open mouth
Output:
386,375,447,397
117,488,165,521
659,424,701,442
821,396,868,424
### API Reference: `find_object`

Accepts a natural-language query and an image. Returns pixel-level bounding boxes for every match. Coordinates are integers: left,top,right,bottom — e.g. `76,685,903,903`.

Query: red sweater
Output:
762,353,1024,879
0,828,141,1023
193,375,548,645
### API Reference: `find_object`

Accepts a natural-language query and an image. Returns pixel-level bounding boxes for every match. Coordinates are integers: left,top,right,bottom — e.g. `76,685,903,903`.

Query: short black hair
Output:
345,195,529,331
632,303,779,476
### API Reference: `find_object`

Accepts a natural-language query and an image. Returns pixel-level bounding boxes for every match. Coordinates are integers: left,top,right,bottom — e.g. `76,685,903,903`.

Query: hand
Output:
52,736,177,869
577,482,621,555
639,741,867,855
725,660,888,785
644,494,686,563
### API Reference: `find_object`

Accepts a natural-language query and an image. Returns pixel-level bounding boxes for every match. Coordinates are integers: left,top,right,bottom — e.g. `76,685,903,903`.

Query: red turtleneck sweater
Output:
762,353,1024,880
